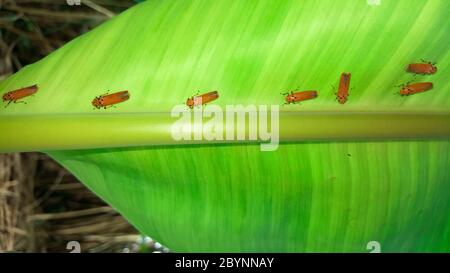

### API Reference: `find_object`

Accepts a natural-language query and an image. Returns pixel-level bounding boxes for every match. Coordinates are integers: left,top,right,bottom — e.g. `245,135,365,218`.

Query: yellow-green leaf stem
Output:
1,112,449,152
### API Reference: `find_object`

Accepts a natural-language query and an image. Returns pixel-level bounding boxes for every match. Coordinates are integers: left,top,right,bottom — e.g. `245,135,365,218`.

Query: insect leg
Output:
395,82,408,88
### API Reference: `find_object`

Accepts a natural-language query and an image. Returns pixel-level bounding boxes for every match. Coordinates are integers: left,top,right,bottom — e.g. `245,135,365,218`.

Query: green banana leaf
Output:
1,0,450,252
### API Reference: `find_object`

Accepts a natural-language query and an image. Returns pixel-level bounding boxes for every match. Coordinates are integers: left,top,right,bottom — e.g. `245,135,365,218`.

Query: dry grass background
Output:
0,0,166,253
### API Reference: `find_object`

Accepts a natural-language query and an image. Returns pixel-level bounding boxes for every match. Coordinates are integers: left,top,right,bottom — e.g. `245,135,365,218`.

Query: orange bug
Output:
335,73,351,104
186,91,219,109
406,60,437,75
399,82,433,96
2,84,38,107
92,90,130,109
281,90,318,105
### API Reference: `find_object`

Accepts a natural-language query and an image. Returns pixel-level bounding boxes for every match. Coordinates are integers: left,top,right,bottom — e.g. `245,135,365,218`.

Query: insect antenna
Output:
395,81,410,88
331,84,336,93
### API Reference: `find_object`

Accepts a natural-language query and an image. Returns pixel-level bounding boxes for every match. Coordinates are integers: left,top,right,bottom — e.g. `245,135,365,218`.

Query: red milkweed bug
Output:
186,91,219,109
335,73,351,104
92,90,130,109
281,90,318,105
2,84,38,107
406,59,437,75
398,82,433,96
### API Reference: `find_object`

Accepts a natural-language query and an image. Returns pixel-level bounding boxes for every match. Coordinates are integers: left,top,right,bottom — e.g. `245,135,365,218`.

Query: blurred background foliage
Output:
0,0,167,253
0,0,136,79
